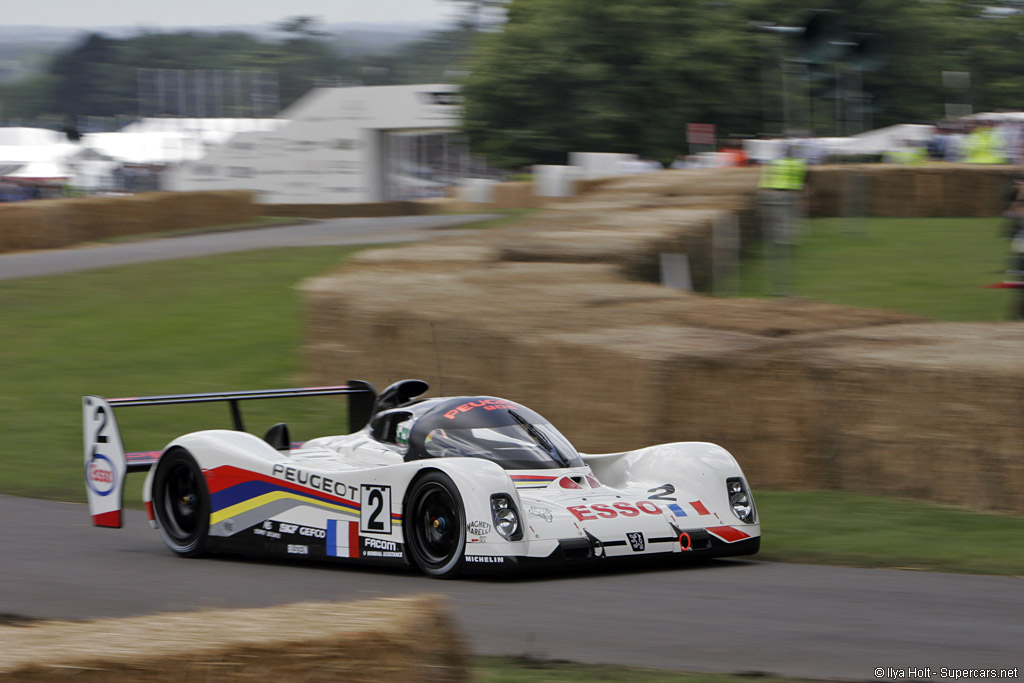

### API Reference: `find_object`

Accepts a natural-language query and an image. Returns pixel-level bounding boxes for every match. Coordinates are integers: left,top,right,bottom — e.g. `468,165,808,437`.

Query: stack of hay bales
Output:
301,166,1024,513
0,191,255,254
0,596,467,682
260,201,433,219
806,164,1015,217
0,201,78,252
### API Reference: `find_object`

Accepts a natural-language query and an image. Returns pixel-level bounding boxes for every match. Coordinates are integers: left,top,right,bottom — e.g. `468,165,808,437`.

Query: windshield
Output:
423,419,583,470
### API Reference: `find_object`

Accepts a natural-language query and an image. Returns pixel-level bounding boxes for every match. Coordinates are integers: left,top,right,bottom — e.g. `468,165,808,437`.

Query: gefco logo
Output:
566,501,662,522
86,455,116,496
445,399,520,420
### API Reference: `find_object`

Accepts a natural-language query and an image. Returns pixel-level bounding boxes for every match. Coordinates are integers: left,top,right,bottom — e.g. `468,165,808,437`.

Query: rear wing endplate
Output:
82,381,376,528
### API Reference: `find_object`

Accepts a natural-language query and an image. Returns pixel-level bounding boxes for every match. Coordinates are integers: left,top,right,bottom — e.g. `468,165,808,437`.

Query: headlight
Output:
727,477,755,524
490,494,523,541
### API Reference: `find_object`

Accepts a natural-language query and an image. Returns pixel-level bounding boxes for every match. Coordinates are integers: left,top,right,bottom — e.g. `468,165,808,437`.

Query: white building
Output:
0,127,76,181
163,84,466,204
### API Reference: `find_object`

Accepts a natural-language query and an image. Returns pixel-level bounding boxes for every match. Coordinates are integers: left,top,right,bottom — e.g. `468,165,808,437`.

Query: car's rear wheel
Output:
152,448,210,557
405,472,465,578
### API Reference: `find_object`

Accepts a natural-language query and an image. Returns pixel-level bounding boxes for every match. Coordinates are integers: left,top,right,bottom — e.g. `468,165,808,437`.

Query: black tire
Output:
152,448,210,557
405,471,466,578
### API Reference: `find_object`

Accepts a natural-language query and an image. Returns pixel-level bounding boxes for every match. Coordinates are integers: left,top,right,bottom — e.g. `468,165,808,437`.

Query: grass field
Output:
736,216,1018,321
0,246,367,501
473,657,800,682
1,220,1021,577
755,490,1024,576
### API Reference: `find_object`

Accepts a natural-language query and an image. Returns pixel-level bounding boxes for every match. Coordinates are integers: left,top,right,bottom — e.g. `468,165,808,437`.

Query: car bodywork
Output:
84,380,759,578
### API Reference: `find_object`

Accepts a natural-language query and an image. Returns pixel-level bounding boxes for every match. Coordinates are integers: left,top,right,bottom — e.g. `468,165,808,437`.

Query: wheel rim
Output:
414,483,460,568
161,462,200,541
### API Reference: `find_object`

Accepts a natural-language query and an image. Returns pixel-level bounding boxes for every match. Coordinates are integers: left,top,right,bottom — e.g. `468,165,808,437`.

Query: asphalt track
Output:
0,213,497,281
2,216,1023,680
2,496,1022,681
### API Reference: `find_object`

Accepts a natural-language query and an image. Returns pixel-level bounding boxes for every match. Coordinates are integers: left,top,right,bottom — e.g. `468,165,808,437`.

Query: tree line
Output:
0,18,470,122
2,2,1023,168
462,0,1024,167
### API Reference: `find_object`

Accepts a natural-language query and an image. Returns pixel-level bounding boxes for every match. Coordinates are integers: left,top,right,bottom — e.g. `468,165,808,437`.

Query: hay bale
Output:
522,325,775,453
300,166,1024,513
142,191,255,232
0,191,256,253
348,242,496,269
492,181,544,209
0,201,77,252
0,596,467,682
781,323,1024,510
58,196,147,241
806,164,1016,218
260,202,428,219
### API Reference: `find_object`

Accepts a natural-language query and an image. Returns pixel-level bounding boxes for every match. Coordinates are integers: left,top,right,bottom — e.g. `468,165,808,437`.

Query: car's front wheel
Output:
152,448,210,557
405,471,466,578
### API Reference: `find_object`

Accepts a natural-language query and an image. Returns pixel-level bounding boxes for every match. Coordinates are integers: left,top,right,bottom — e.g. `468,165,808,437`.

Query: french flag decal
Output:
327,519,360,558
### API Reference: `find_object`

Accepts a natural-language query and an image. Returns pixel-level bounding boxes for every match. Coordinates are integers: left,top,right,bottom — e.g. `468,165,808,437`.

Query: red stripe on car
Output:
706,526,752,543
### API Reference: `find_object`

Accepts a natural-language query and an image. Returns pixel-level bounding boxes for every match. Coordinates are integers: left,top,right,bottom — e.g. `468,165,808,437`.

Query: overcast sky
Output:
9,0,461,29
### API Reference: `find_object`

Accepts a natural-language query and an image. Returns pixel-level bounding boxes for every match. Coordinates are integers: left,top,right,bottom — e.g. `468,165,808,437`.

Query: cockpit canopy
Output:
404,397,584,470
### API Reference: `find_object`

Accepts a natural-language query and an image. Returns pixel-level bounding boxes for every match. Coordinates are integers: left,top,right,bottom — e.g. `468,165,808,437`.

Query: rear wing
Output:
82,381,377,528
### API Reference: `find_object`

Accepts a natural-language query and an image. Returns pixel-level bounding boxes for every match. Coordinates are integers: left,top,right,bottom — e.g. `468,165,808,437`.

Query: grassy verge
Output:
0,245,368,502
737,217,1017,321
755,491,1024,576
473,657,800,682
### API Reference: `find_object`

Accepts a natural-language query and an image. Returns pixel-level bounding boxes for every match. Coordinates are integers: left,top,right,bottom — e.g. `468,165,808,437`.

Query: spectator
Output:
758,144,807,296
963,120,1006,164
1003,178,1024,319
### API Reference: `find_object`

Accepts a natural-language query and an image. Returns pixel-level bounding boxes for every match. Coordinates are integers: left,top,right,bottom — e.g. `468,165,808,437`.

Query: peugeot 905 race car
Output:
84,379,759,578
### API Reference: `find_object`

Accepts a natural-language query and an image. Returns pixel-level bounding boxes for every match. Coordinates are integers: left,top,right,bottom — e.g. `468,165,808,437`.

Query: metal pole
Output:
157,69,165,117
177,69,185,118
782,59,791,135
196,70,205,119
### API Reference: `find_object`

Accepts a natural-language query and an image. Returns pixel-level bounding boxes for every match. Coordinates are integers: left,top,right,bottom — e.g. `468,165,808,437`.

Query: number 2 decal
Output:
360,484,392,534
93,405,109,444
647,484,677,501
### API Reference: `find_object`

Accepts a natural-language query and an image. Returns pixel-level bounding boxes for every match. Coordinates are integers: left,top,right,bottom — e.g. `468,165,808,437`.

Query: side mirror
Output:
374,379,429,414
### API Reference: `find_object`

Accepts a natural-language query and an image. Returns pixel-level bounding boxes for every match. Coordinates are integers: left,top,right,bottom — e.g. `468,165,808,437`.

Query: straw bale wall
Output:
0,191,254,254
0,596,467,682
302,166,1024,513
805,164,1017,217
259,200,434,219
435,165,1016,218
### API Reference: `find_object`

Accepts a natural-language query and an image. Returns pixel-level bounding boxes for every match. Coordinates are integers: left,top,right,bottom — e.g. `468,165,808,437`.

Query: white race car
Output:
84,380,760,578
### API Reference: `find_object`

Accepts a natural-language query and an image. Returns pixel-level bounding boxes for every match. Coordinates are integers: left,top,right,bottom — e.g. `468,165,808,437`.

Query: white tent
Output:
0,127,77,181
80,118,284,166
0,127,66,146
4,159,69,180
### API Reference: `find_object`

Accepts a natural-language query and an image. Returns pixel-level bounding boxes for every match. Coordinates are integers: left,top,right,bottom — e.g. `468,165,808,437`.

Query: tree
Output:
275,16,329,38
3,26,355,121
48,33,134,117
461,0,755,167
461,0,1024,168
